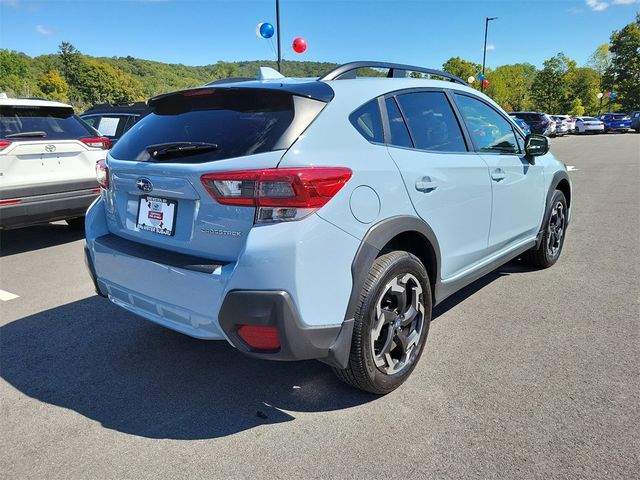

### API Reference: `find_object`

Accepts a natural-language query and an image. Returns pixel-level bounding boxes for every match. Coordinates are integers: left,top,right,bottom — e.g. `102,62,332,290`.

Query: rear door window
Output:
111,88,327,162
454,94,521,154
0,106,93,140
395,91,467,152
384,97,413,148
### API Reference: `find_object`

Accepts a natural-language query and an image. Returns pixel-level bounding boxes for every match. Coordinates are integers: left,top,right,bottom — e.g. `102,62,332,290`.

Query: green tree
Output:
484,63,536,111
0,49,37,97
567,67,601,114
531,53,577,113
57,42,144,106
587,44,612,76
37,69,69,102
568,98,585,117
442,57,481,83
605,14,640,112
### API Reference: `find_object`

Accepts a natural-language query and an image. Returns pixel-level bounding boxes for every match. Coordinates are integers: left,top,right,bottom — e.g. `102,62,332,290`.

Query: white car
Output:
551,116,569,136
574,116,605,135
0,95,109,230
554,115,575,133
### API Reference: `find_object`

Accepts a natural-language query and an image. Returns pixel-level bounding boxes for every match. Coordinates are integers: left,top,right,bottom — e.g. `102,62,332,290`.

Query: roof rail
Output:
318,61,468,86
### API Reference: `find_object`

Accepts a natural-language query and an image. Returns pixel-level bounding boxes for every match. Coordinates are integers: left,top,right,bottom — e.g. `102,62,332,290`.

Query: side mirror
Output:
524,134,549,162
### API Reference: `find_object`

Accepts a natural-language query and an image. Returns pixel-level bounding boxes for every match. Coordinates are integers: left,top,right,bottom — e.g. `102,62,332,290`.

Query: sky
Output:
0,0,638,69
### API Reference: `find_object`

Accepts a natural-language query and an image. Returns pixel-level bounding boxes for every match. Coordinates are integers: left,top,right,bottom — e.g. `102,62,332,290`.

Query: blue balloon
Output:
478,73,485,81
259,22,274,39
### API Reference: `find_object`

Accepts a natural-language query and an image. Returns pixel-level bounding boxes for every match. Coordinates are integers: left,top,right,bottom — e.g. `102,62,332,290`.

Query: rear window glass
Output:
611,114,627,119
0,106,93,140
111,89,325,162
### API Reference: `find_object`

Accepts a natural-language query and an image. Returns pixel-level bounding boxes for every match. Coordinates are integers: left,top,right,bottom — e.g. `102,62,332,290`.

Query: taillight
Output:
0,140,11,151
201,167,352,223
96,159,109,189
81,136,111,150
237,325,280,351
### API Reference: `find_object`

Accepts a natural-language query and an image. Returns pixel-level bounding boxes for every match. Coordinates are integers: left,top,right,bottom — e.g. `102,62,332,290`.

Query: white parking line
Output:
0,289,20,301
567,166,578,171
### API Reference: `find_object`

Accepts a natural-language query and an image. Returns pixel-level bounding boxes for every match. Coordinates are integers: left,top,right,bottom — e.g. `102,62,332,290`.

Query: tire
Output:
522,190,568,268
333,251,432,394
66,217,85,230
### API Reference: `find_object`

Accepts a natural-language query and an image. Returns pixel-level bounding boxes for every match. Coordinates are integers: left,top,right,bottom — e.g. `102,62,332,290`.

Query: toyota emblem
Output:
44,145,56,153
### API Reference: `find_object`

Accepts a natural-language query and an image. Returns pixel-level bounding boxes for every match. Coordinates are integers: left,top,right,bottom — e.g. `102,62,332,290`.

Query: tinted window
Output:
82,115,100,128
384,97,412,148
395,92,467,152
112,89,325,162
350,99,383,143
0,106,93,140
455,94,520,154
514,113,540,122
611,114,627,119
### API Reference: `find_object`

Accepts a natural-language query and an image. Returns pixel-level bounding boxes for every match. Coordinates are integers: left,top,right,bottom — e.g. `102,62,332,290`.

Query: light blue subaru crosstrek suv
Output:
85,62,571,394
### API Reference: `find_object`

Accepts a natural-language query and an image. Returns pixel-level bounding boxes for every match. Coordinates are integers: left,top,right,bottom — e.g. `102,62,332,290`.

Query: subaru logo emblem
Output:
136,178,153,193
44,145,56,153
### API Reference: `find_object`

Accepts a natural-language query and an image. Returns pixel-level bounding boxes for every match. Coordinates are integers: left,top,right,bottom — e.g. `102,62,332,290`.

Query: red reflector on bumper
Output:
237,325,281,351
0,199,20,206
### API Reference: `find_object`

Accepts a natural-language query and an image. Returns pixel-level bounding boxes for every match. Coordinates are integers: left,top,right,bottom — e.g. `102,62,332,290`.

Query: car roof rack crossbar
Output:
318,61,468,85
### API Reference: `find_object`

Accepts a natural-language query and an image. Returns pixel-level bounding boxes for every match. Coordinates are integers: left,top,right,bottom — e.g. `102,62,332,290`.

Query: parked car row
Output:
510,111,639,136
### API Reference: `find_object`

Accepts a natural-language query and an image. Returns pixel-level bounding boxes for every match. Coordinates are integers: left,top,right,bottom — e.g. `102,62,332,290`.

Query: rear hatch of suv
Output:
103,84,332,261
0,103,107,199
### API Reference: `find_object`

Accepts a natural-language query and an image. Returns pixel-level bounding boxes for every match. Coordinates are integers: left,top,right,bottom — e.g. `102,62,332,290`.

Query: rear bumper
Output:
85,235,353,367
84,197,359,368
0,189,98,230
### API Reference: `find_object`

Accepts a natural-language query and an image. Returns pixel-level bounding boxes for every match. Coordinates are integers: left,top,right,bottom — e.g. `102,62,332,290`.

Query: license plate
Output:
136,196,177,236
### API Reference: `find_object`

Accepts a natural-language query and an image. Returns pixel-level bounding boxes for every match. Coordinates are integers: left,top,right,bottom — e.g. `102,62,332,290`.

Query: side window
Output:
454,94,520,154
349,99,384,143
123,115,139,133
395,91,467,152
384,97,412,148
82,115,100,128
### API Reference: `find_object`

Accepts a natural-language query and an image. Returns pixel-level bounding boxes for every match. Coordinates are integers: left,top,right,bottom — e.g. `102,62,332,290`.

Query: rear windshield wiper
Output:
5,131,47,139
146,142,219,160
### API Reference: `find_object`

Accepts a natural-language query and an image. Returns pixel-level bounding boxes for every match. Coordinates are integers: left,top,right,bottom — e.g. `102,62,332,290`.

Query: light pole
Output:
276,0,282,72
481,16,497,92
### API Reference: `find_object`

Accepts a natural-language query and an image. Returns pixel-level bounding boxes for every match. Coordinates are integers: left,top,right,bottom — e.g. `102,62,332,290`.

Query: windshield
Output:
110,89,327,163
0,106,93,140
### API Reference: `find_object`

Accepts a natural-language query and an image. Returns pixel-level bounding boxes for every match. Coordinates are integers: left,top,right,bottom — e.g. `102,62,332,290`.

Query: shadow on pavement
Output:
432,258,537,320
0,296,378,440
0,223,84,257
1,258,537,440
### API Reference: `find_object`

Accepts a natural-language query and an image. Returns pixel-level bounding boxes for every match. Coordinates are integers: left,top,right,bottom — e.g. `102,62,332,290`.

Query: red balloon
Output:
482,79,489,87
292,37,307,54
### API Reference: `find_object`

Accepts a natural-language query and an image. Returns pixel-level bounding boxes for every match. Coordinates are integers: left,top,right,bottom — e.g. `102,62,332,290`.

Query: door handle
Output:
415,176,438,193
491,168,506,182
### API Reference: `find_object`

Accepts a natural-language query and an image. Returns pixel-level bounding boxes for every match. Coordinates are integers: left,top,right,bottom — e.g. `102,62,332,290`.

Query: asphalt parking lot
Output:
1,133,639,479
